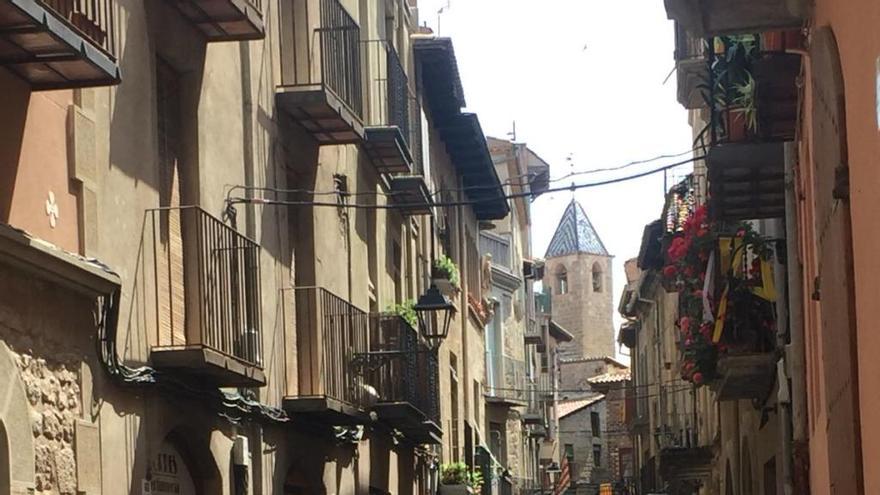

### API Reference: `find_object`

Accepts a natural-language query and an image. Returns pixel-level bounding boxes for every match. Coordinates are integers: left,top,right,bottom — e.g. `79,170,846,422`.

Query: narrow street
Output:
0,1,877,494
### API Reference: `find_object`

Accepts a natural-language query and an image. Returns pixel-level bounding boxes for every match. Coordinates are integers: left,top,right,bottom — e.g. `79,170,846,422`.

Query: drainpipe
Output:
781,142,805,495
457,175,470,429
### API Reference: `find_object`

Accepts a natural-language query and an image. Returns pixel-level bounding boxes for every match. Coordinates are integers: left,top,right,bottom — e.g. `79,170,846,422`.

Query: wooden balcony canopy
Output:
172,0,264,41
664,0,807,36
415,37,508,220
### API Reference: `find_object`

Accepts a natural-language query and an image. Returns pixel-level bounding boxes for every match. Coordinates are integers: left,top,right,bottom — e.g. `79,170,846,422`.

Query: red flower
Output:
736,228,746,238
684,266,696,278
680,316,691,333
663,265,678,279
697,228,709,238
693,372,704,384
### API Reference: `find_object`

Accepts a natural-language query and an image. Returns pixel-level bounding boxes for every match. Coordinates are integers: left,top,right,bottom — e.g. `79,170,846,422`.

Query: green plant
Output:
440,462,482,489
732,72,758,133
433,254,460,288
387,300,417,328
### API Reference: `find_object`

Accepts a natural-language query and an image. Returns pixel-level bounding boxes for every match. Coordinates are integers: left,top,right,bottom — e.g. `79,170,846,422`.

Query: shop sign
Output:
143,441,196,495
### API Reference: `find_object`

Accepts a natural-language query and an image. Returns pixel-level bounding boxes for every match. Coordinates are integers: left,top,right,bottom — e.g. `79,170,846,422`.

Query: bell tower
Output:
542,200,615,359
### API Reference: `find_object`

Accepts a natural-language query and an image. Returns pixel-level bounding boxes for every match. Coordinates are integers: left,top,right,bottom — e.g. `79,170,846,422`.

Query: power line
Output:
226,155,703,211
225,148,697,202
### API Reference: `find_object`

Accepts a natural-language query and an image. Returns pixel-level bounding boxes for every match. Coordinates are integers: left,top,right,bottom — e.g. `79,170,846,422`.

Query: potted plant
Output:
432,254,461,296
439,462,482,494
387,300,417,328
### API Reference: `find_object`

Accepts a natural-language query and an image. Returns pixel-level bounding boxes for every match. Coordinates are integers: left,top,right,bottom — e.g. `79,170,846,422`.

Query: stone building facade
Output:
0,1,511,493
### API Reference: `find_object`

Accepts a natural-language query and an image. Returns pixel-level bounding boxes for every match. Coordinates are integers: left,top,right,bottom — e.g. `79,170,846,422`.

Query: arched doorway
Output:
150,431,221,495
810,26,863,494
150,437,197,495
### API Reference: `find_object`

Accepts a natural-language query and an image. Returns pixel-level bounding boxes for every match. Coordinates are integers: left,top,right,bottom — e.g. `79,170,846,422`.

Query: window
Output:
556,266,568,295
591,411,601,437
450,352,460,462
592,262,603,292
593,445,602,467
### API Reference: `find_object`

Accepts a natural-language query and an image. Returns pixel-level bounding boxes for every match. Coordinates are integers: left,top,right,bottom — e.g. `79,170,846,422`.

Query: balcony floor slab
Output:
150,345,266,387
276,85,364,144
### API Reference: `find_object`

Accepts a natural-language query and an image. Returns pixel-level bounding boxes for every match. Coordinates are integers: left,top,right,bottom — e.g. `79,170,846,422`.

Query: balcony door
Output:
156,59,187,347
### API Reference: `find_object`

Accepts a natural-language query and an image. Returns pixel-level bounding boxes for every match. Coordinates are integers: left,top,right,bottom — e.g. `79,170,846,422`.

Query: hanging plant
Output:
662,206,777,386
433,254,461,288
386,300,417,328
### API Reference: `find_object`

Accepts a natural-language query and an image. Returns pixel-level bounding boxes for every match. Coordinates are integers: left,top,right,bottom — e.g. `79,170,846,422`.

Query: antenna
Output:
567,154,576,200
437,1,451,35
506,121,517,142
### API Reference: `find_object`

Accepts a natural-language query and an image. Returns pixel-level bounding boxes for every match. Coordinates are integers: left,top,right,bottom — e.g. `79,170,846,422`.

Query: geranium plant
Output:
661,205,776,386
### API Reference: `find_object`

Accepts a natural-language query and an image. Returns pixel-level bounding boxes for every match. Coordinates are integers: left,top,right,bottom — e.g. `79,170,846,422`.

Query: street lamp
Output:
414,284,456,349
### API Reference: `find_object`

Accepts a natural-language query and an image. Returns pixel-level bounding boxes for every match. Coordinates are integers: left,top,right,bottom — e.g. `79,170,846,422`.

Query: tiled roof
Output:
545,200,609,258
587,371,632,385
559,355,629,370
557,395,605,418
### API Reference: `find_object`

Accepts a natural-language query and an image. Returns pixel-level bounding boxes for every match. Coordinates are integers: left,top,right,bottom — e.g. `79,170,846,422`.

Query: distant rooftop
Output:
557,394,605,419
545,199,609,258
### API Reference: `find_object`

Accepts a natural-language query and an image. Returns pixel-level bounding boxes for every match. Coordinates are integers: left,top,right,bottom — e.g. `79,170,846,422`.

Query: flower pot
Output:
761,29,802,52
725,108,751,143
439,485,474,495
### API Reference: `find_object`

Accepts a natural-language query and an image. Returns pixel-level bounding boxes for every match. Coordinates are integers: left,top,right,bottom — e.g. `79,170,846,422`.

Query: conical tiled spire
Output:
544,200,609,258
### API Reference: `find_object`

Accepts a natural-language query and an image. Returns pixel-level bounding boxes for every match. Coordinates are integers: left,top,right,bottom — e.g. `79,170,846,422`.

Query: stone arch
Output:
150,428,223,495
591,261,603,293
555,264,568,295
0,342,35,494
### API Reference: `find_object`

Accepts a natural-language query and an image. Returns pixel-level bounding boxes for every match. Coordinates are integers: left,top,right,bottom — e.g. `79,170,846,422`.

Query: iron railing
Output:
409,96,424,174
147,206,263,367
480,231,512,270
41,0,117,57
293,287,371,408
536,371,555,398
673,21,704,62
367,314,440,423
319,0,363,117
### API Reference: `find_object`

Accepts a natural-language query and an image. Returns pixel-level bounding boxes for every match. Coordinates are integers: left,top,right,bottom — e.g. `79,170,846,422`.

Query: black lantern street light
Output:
414,284,456,349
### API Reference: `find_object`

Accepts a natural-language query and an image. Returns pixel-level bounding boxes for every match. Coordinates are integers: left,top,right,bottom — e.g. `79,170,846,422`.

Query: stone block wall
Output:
542,253,615,359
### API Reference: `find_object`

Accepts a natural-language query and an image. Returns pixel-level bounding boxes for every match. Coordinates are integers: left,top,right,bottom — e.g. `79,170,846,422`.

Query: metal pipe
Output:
782,141,805,495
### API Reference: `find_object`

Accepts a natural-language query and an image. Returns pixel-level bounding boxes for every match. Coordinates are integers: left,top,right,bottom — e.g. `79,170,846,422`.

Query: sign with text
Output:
146,442,196,495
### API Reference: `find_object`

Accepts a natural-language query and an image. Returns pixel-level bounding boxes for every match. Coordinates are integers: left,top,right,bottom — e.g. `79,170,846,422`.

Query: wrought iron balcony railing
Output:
367,314,440,425
277,0,363,143
147,206,263,385
362,40,421,174
41,0,115,55
292,287,371,411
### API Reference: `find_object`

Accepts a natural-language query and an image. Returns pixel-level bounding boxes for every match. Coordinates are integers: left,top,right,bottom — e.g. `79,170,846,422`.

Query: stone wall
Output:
559,400,608,486
0,264,95,494
543,252,615,359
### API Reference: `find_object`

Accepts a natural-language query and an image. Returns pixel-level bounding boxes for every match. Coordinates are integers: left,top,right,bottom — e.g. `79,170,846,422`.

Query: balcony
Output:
712,353,777,401
673,22,706,109
276,0,364,144
367,314,442,444
657,430,713,484
389,175,432,216
524,317,543,345
705,35,800,221
0,0,120,89
486,356,528,407
664,0,807,36
480,231,512,270
523,384,547,426
284,287,372,423
171,0,264,41
146,207,265,387
362,40,420,175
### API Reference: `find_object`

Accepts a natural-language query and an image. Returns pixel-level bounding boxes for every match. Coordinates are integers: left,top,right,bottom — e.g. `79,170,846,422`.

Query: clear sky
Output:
417,0,695,361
